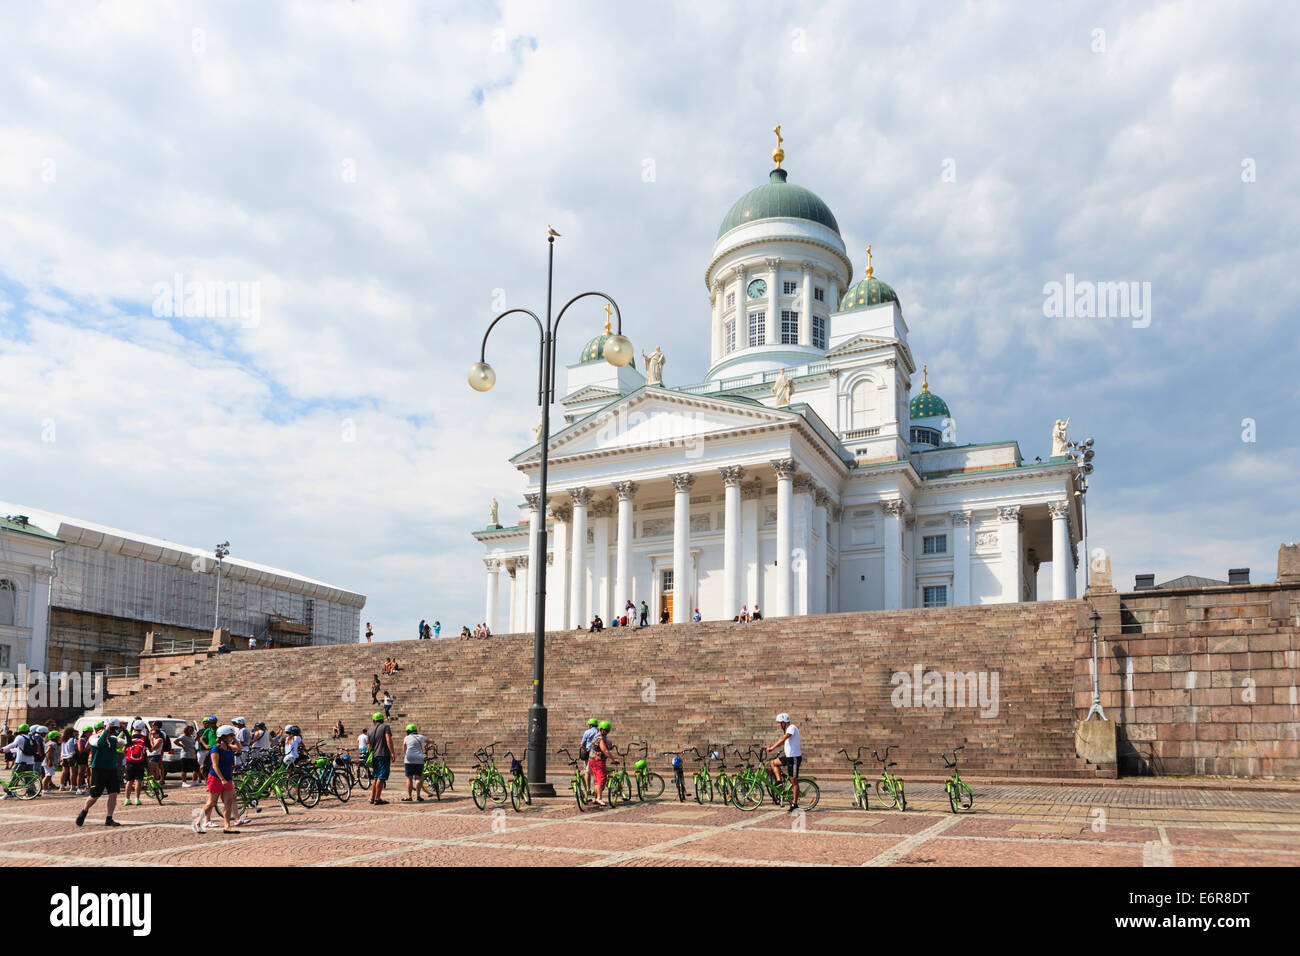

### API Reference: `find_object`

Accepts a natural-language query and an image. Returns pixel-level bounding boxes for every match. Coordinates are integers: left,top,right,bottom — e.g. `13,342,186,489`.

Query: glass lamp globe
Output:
467,361,496,392
603,333,633,368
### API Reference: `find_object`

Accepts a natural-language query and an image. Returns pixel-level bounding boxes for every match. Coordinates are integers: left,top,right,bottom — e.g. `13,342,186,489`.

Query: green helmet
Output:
16,724,29,733
598,720,611,731
405,723,417,733
315,756,328,768
94,721,106,730
634,758,646,771
372,712,384,722
587,718,598,727
48,731,60,741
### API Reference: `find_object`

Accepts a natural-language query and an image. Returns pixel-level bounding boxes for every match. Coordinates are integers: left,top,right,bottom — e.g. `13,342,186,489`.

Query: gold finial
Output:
921,364,929,393
771,124,785,169
864,244,874,278
603,302,613,334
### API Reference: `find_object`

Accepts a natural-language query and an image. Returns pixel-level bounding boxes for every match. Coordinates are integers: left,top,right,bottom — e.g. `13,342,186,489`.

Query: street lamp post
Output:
212,541,231,632
1085,608,1107,721
468,233,633,796
1066,437,1095,588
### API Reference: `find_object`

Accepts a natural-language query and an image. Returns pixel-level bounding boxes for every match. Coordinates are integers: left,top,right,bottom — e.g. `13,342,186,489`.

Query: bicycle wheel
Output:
421,771,442,800
331,772,352,802
354,763,370,789
855,780,869,810
274,782,290,814
795,778,820,810
296,775,321,809
897,780,907,812
716,775,733,804
732,777,763,811
149,779,165,805
640,772,665,800
14,772,41,800
606,777,619,808
443,766,454,790
954,781,972,812
875,777,898,810
693,774,713,804
471,779,489,810
619,772,633,802
488,773,508,804
520,775,531,806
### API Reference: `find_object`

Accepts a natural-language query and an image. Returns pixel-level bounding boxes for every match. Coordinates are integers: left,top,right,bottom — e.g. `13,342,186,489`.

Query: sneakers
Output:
104,818,121,827
203,820,221,829
235,816,250,826
75,810,87,827
181,782,194,788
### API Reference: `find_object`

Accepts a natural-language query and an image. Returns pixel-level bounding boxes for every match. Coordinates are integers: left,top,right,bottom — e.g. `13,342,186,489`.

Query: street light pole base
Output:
530,782,558,798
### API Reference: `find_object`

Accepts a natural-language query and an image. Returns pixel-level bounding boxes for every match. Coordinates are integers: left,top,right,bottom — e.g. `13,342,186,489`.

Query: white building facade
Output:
475,149,1082,629
0,515,59,672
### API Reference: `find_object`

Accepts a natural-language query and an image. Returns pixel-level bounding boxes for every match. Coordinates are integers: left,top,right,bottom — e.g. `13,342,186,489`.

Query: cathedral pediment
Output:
561,385,622,406
511,387,799,465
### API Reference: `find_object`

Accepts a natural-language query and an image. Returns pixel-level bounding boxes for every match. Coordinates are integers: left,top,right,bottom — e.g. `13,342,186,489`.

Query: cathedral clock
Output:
746,279,767,299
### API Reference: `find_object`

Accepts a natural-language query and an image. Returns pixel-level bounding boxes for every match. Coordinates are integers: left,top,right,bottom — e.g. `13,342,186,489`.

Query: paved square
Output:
1,778,1297,867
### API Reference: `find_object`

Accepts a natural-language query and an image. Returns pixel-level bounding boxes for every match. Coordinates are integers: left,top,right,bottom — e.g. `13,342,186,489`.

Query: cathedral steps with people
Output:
106,600,1106,779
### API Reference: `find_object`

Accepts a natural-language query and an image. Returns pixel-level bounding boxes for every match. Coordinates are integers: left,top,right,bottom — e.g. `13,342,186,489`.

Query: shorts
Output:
370,755,390,781
206,776,234,795
89,766,120,797
779,755,802,777
43,766,55,778
589,759,607,787
404,762,423,778
124,762,146,781
147,754,162,763
76,753,89,766
182,758,199,772
61,758,75,770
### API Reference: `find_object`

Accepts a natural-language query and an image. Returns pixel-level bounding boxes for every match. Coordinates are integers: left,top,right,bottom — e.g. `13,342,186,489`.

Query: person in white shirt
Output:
763,712,803,812
231,718,252,766
357,731,369,764
283,726,303,766
401,723,427,802
250,722,270,750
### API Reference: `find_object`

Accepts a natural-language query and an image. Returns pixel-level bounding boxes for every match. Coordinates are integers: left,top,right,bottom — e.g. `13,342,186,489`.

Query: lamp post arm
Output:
549,292,622,402
478,308,546,405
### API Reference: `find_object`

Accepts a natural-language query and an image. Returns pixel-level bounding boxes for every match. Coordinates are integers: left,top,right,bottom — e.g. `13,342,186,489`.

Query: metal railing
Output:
95,665,139,680
151,638,200,655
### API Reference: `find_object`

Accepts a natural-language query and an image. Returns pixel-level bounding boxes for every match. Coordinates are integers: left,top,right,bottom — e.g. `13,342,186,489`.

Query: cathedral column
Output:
733,265,747,347
793,474,814,615
799,261,814,346
513,556,529,632
670,473,695,623
812,489,830,614
772,459,797,617
568,488,590,628
524,493,542,631
549,504,571,630
950,511,972,606
999,505,1023,603
741,479,762,612
484,559,500,634
904,513,917,608
883,500,906,610
766,257,781,346
720,466,744,621
591,497,612,623
506,562,518,632
1049,500,1071,601
613,482,637,617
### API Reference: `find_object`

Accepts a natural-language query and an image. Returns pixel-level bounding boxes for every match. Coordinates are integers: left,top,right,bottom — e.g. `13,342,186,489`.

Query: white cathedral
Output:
475,135,1083,632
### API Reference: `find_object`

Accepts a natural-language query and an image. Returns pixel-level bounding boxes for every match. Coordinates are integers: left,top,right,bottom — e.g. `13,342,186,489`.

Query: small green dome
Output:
909,366,949,420
579,331,634,367
839,274,899,311
717,168,840,238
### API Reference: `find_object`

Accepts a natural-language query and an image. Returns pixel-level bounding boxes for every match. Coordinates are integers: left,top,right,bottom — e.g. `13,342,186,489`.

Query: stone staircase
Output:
111,601,1100,778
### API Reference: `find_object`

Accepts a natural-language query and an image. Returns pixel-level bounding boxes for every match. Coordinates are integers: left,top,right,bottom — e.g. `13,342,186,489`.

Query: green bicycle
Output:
604,743,634,804
731,744,821,812
688,747,714,804
235,760,292,816
142,772,168,805
838,747,871,810
469,742,508,810
942,746,973,813
2,766,43,800
629,741,665,801
422,741,455,797
557,748,590,812
504,750,531,811
873,746,906,811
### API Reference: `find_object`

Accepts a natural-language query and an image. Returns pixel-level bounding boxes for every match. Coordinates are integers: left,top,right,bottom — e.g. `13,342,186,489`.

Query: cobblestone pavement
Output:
2,779,1297,867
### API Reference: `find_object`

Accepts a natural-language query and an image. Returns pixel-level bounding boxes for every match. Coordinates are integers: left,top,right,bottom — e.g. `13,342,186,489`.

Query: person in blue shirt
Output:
195,724,240,834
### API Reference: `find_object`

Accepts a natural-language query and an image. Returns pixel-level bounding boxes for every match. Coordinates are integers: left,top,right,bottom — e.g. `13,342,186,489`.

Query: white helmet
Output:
231,717,246,726
775,713,790,724
132,720,147,731
106,717,122,728
216,724,236,738
31,725,49,736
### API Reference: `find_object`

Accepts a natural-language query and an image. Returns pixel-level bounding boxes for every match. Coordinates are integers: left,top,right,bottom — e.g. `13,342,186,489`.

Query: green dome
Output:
579,331,634,367
839,274,899,311
909,368,949,420
717,168,840,238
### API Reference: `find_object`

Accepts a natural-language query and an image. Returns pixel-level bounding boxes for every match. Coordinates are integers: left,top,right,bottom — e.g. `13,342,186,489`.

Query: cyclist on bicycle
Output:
0,723,38,797
763,712,802,812
579,718,599,794
588,720,619,808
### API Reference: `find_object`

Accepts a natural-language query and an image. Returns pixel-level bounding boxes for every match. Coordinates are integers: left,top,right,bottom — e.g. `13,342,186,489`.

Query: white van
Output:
72,715,196,774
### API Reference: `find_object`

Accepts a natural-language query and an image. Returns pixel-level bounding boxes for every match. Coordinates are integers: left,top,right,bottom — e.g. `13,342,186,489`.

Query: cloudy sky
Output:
1,0,1296,640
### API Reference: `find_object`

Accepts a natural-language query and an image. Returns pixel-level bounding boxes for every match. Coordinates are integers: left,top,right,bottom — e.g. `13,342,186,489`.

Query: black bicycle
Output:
662,750,688,802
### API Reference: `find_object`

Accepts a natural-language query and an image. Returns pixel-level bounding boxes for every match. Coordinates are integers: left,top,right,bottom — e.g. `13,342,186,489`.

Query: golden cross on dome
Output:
603,302,613,333
921,364,929,393
772,125,785,169
865,244,874,278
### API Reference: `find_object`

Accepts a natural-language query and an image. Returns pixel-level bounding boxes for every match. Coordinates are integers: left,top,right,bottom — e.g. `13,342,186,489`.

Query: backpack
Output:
21,734,38,758
124,735,147,764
